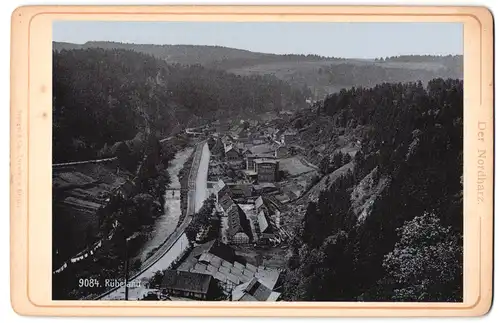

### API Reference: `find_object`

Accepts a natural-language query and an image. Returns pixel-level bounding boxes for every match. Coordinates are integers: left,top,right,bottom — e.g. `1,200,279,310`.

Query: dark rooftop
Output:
254,159,279,165
160,270,213,295
191,239,237,263
246,278,273,301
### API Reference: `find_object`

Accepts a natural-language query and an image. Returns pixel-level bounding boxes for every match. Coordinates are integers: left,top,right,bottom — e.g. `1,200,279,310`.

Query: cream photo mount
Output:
10,5,493,317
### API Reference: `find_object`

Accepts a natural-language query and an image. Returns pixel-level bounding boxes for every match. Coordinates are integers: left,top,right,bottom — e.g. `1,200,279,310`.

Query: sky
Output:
53,21,463,59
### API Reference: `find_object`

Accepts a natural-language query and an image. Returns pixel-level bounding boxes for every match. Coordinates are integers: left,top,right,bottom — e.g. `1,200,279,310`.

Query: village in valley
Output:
51,101,327,302
52,22,464,303
138,114,322,302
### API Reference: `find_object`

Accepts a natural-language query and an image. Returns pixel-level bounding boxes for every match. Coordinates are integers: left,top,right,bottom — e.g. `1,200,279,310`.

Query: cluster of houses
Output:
208,179,281,246
158,239,282,301
210,128,298,184
201,121,305,248
151,121,309,302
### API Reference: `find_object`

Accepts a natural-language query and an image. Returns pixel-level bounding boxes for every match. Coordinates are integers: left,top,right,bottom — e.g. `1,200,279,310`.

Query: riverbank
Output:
97,141,210,300
139,147,194,262
52,138,181,300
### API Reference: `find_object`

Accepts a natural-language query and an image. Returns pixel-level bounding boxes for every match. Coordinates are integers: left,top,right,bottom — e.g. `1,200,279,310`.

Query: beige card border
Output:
10,5,494,317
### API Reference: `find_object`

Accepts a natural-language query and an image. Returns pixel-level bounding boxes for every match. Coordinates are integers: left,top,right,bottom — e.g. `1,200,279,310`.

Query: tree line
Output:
375,54,463,63
283,78,463,302
319,62,462,89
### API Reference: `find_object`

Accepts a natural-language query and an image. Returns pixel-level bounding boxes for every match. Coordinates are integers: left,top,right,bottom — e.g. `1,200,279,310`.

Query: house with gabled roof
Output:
281,129,298,145
191,239,237,263
175,239,283,295
242,148,253,157
217,193,253,244
252,183,278,195
254,159,280,182
275,145,289,158
227,202,253,244
231,278,281,301
257,210,276,243
219,193,235,213
213,179,230,202
224,144,241,161
160,270,219,300
211,137,225,158
254,196,265,212
257,210,271,234
227,183,253,199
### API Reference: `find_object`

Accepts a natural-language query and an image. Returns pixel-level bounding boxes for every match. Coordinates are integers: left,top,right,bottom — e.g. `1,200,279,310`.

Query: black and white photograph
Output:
51,21,464,302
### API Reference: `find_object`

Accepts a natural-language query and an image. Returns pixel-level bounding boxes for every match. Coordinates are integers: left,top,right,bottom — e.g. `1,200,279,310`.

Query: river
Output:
99,143,209,300
138,147,194,262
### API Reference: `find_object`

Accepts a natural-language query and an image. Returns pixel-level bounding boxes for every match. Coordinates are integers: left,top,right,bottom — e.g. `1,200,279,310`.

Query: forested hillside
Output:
377,54,464,64
53,47,309,162
283,79,463,302
231,56,462,99
54,41,462,101
53,41,333,69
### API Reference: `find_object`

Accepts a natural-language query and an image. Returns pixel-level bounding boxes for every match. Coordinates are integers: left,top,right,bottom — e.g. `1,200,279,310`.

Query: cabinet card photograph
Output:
10,5,493,317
